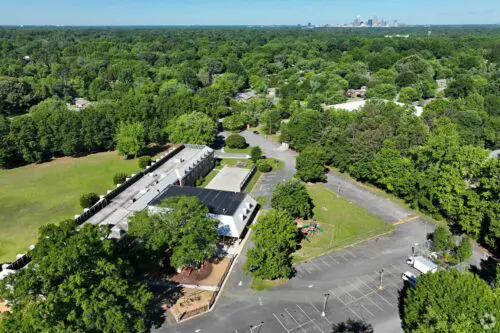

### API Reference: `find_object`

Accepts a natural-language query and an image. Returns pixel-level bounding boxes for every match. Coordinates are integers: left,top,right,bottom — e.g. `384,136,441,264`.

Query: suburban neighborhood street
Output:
155,131,490,333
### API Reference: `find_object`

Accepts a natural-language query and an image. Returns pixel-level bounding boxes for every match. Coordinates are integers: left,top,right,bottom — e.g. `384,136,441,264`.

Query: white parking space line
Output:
348,307,363,321
273,313,290,332
302,265,312,274
338,285,355,301
318,257,331,267
338,254,350,261
356,278,386,312
366,294,385,312
344,249,357,258
361,304,375,317
326,253,340,264
292,319,316,333
296,304,324,333
331,290,347,306
309,261,322,270
308,300,332,324
374,292,395,307
285,308,307,333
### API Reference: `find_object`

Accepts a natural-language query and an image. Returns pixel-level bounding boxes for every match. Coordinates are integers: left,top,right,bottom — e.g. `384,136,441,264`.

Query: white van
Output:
401,271,418,287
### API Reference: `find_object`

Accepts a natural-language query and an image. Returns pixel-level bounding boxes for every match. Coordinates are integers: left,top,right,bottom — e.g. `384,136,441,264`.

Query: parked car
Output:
401,271,418,287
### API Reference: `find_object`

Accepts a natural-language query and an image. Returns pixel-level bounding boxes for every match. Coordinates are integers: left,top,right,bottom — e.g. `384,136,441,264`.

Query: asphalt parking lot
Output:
160,221,428,333
225,230,423,333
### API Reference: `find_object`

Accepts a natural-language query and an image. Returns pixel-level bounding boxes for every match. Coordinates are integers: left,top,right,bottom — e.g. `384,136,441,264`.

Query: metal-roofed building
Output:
149,185,258,239
86,144,215,239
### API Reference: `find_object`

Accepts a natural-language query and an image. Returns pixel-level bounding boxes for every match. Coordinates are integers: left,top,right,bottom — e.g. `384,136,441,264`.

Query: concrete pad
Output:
206,166,252,192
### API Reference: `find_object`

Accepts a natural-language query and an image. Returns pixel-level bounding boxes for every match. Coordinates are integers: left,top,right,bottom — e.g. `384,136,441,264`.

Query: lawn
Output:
219,158,252,168
0,152,140,262
251,277,289,291
251,125,281,143
243,170,262,194
223,146,252,154
293,184,393,262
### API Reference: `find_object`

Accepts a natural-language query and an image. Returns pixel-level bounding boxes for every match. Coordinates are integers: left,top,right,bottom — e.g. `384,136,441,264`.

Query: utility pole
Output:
250,321,264,333
379,269,384,290
321,293,330,317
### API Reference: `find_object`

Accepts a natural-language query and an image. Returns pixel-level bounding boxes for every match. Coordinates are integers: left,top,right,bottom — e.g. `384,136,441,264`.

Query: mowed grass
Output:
0,152,140,262
223,146,252,154
293,184,393,262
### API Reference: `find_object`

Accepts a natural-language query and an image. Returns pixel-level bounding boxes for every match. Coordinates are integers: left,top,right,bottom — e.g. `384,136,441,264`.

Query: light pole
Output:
250,321,264,333
379,269,384,290
321,293,330,317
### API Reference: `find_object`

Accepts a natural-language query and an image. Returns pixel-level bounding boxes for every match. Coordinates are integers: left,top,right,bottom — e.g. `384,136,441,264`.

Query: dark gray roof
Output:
153,186,246,216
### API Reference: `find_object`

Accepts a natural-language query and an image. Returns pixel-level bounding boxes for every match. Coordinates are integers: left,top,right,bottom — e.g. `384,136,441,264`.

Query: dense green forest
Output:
0,26,499,252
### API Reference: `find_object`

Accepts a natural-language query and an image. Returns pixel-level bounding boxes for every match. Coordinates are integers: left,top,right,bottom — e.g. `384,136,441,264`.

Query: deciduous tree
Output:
296,146,327,182
271,179,313,219
244,210,298,280
0,221,152,333
166,111,217,145
116,122,145,157
403,270,500,332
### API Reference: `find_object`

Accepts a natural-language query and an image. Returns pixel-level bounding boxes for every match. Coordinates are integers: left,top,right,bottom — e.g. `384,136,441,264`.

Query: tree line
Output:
283,100,499,253
1,26,499,167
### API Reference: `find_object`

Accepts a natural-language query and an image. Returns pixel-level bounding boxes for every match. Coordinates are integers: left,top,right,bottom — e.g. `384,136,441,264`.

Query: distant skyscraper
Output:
367,19,373,27
354,15,362,27
373,16,378,27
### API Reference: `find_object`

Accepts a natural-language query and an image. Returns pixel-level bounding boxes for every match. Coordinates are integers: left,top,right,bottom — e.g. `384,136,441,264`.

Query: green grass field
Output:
223,146,252,154
293,184,393,262
251,125,281,143
0,152,140,262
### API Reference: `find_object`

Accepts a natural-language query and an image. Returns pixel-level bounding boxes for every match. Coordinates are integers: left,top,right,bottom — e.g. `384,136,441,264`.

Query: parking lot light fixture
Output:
321,293,330,317
379,269,385,290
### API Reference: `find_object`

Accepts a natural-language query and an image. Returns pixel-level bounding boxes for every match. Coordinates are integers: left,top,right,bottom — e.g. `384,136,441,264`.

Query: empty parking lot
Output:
162,219,430,333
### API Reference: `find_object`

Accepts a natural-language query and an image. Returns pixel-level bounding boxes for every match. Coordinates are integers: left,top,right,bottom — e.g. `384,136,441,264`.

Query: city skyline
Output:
0,0,498,26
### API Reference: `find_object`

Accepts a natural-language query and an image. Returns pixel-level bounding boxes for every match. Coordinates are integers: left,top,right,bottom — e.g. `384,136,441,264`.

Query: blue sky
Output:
0,0,498,26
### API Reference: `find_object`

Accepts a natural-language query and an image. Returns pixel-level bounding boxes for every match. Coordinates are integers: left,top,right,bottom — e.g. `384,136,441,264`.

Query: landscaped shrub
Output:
195,177,205,187
138,156,152,169
250,146,262,163
225,134,247,149
257,161,272,173
80,192,99,209
113,172,128,185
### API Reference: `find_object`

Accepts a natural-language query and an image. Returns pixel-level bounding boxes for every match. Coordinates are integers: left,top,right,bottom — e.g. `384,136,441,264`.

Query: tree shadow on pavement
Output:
398,283,410,332
469,256,498,287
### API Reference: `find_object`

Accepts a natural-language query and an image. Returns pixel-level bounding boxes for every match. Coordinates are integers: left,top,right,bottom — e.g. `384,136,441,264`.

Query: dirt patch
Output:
168,257,232,287
0,301,10,313
168,288,213,322
321,206,328,211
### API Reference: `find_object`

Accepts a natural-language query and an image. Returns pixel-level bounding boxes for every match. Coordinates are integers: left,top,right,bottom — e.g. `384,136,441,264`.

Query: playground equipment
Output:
299,220,324,242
